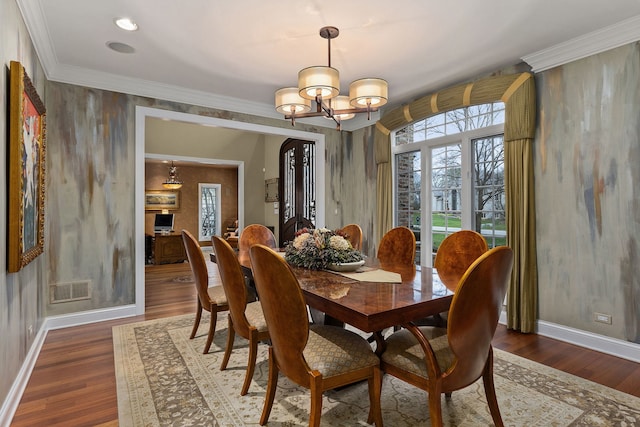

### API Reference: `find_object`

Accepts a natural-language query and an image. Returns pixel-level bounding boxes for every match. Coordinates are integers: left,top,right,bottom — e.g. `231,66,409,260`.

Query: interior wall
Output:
535,42,640,343
0,0,47,410
263,134,284,244
43,80,343,320
144,162,239,243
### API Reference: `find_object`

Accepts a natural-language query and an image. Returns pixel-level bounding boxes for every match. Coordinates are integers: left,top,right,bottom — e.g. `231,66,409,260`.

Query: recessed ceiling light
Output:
114,17,138,31
106,41,135,54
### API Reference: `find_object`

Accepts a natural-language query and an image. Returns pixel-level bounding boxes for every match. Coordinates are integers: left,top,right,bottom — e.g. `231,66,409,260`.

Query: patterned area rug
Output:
113,314,640,426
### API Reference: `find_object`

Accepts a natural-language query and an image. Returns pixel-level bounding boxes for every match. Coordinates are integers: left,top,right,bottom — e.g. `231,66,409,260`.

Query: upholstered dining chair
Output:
417,229,489,327
249,244,384,427
212,236,270,396
377,226,416,276
380,246,513,427
238,224,277,252
338,223,363,250
182,229,229,354
434,230,488,291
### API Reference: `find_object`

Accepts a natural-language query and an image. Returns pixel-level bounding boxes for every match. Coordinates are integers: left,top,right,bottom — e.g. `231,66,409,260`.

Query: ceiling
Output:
17,0,640,130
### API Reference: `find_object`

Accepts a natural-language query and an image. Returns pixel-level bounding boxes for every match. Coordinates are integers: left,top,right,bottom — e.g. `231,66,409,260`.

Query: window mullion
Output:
422,146,432,267
460,137,473,230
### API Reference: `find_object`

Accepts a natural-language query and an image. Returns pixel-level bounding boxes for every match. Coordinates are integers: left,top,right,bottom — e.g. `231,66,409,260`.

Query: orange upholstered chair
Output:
238,224,277,252
182,229,229,354
212,236,270,396
250,244,384,427
337,223,363,251
380,246,513,427
434,229,488,291
377,226,416,267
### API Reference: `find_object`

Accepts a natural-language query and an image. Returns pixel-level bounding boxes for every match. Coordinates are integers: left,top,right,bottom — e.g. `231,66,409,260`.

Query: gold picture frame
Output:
145,190,181,211
8,61,46,273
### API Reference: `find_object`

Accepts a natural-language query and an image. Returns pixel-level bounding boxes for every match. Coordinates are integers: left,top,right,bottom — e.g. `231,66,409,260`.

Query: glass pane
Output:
199,185,219,240
431,143,463,258
472,134,505,248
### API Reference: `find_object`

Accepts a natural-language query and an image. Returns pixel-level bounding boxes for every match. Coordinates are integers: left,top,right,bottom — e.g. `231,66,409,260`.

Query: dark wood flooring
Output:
10,262,640,426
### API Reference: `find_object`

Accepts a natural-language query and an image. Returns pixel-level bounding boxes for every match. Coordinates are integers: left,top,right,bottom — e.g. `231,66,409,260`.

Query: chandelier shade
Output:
349,78,388,107
275,88,312,114
274,26,388,129
328,96,356,120
298,66,340,100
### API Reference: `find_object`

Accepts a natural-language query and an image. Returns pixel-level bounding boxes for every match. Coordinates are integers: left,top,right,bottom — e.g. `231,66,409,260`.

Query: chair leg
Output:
427,383,443,427
241,331,259,396
366,367,384,426
190,299,203,339
309,376,323,427
220,314,235,371
482,349,504,427
259,347,279,426
203,308,217,354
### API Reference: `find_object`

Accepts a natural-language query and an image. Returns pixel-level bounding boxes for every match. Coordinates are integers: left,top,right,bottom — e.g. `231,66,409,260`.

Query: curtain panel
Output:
374,72,538,332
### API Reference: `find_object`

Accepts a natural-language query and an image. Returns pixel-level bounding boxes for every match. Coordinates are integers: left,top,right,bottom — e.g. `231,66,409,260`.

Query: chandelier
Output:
162,161,183,189
275,26,388,129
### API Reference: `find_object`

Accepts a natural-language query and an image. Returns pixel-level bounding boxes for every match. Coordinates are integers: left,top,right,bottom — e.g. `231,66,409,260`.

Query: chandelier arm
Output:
283,106,379,121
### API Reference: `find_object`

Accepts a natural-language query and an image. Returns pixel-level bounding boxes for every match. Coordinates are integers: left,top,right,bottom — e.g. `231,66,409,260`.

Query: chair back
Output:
211,236,252,334
338,224,363,250
444,246,513,390
182,230,212,308
238,224,277,252
377,226,416,269
249,244,312,387
434,230,488,291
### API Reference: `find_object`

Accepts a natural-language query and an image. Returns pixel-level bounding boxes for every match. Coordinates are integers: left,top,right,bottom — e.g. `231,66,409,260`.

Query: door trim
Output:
135,106,325,315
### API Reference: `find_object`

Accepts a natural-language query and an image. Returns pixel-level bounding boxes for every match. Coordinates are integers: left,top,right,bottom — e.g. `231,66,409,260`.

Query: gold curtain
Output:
374,72,538,332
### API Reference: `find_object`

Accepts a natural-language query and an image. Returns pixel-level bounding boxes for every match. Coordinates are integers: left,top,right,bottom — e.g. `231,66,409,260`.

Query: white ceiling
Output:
17,0,640,130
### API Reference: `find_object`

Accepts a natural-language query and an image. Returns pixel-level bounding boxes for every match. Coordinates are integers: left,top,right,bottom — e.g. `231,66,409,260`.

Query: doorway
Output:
279,138,316,244
135,106,326,315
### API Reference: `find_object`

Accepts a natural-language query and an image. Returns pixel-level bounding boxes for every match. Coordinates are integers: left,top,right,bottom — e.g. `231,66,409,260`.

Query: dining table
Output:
210,249,453,351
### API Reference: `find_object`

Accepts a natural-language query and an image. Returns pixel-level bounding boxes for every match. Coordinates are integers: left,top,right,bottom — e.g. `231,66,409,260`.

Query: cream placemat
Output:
330,267,402,283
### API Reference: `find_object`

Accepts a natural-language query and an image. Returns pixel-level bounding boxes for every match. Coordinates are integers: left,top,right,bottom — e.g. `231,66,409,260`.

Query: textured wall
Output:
44,81,347,319
536,42,640,342
325,126,378,257
0,0,48,410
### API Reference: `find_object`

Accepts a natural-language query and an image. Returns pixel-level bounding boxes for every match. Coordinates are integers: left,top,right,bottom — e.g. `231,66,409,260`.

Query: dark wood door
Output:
279,139,316,245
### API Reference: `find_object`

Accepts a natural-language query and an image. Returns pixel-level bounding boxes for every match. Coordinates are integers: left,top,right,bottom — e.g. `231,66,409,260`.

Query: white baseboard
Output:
0,321,47,427
0,304,139,426
44,304,138,330
499,311,640,363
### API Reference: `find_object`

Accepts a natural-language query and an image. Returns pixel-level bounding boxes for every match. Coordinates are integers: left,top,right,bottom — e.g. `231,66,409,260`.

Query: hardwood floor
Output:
10,262,640,426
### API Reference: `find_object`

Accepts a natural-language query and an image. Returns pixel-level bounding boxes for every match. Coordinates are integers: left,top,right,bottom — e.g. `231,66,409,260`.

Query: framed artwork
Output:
265,178,279,202
145,190,181,210
7,61,46,273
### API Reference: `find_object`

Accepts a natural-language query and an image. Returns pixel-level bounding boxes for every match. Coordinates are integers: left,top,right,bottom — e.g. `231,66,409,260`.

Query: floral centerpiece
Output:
285,227,364,270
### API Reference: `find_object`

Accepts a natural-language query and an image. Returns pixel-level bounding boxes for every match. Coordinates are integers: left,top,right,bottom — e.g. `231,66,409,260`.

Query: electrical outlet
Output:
594,312,612,324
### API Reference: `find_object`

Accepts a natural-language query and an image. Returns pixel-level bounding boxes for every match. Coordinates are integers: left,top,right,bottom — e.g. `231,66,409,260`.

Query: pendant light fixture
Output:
162,161,183,190
275,26,388,129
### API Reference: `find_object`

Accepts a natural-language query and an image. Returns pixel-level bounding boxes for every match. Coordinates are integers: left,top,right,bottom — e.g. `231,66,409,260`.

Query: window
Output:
198,183,221,241
393,103,505,267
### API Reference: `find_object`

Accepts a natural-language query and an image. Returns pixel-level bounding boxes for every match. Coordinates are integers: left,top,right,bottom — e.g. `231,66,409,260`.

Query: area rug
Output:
113,313,640,426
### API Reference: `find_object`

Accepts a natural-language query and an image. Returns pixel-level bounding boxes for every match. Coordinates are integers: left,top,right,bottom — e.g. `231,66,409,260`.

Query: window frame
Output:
198,183,222,242
392,122,504,267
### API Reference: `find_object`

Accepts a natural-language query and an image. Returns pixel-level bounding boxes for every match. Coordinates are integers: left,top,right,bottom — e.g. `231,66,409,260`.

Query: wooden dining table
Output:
210,249,453,336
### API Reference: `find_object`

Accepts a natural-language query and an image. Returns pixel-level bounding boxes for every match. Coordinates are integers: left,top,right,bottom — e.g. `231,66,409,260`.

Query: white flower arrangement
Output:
285,228,364,270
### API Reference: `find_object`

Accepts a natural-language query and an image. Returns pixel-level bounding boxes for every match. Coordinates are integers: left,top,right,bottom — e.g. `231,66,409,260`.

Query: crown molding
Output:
522,14,640,72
